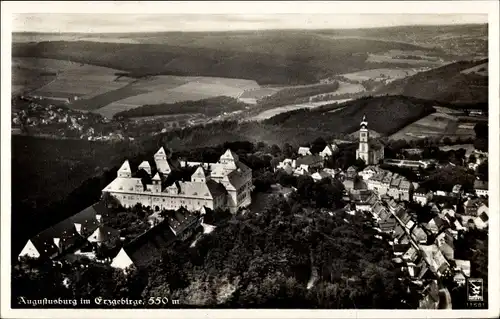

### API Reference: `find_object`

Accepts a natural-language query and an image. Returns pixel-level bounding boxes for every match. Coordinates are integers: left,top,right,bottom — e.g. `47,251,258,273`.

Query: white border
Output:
1,1,499,319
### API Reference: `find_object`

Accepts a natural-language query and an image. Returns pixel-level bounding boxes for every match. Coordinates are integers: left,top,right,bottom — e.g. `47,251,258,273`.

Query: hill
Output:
262,95,437,136
377,59,488,104
12,34,448,85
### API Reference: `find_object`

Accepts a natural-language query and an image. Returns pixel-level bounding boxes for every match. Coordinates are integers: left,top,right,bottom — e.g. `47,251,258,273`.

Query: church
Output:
355,115,384,165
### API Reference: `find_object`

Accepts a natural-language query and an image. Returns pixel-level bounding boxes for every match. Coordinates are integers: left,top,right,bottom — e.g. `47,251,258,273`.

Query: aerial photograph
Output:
4,3,494,314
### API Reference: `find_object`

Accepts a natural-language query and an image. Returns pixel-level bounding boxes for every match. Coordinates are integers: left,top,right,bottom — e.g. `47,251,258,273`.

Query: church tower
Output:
357,115,370,164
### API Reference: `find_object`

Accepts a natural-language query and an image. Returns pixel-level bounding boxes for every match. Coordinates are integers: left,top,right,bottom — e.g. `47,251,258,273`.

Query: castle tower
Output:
356,115,370,164
117,160,132,178
152,173,162,193
154,147,171,175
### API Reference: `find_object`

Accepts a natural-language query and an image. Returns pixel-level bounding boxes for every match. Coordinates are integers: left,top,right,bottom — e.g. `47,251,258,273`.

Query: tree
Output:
310,137,327,155
476,161,488,181
468,154,476,164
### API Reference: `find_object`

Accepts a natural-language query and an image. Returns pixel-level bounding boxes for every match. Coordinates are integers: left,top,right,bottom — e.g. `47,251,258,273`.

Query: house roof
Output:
296,155,323,167
474,180,488,190
87,226,120,243
138,161,151,170
414,187,428,195
165,209,200,234
104,177,144,192
121,220,177,267
298,147,311,154
69,202,107,237
206,179,227,198
152,173,161,181
454,260,471,277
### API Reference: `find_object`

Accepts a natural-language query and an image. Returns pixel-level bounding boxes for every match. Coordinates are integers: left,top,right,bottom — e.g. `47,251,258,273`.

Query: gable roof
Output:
152,173,161,181
155,147,167,157
118,160,131,173
296,155,323,167
87,226,120,243
121,220,178,268
220,149,239,162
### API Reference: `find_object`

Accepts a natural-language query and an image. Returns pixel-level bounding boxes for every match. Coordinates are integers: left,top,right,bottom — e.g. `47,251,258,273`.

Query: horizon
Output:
12,13,488,33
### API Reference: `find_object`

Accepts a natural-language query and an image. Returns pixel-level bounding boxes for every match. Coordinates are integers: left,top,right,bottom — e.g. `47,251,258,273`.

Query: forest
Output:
12,186,419,309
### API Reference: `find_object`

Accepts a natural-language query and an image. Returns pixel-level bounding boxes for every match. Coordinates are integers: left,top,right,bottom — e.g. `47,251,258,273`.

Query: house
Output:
418,280,440,309
111,221,177,270
87,226,120,247
346,166,359,179
393,243,411,256
411,226,428,244
474,204,489,229
359,166,378,181
435,232,454,260
413,188,432,206
111,209,202,270
403,246,420,263
18,202,108,260
454,273,466,286
419,244,450,277
474,180,488,197
311,170,331,182
298,147,312,156
463,198,482,217
425,216,448,235
295,155,324,171
350,190,375,211
319,144,338,158
454,260,471,277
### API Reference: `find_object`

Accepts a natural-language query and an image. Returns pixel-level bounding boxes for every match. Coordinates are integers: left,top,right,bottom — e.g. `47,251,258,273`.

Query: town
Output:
17,115,489,309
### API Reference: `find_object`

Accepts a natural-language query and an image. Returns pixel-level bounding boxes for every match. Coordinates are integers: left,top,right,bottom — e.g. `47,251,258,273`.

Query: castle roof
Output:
220,149,239,162
155,147,167,157
118,160,131,173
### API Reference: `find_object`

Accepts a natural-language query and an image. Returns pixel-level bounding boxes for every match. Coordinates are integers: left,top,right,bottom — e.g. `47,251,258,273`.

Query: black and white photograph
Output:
1,1,498,318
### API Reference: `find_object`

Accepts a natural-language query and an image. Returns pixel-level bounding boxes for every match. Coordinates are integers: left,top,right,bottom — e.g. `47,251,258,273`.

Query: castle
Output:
102,147,253,214
355,115,384,165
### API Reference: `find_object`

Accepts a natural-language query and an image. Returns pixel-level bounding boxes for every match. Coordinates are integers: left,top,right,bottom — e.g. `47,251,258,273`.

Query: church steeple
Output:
360,114,368,129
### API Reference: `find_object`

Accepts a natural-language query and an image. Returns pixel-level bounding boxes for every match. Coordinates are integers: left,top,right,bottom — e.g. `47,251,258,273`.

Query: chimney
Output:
96,214,102,223
74,223,82,235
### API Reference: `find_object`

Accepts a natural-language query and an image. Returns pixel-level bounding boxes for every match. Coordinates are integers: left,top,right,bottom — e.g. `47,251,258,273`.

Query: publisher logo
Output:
467,278,483,302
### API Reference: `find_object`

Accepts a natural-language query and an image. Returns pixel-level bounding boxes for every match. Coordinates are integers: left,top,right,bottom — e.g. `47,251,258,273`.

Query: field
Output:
460,62,488,76
13,57,135,99
366,49,445,66
12,57,263,118
340,67,428,82
389,110,479,141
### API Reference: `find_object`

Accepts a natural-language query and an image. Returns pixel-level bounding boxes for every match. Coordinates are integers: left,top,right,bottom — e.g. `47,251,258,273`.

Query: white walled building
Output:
356,115,384,165
103,148,253,214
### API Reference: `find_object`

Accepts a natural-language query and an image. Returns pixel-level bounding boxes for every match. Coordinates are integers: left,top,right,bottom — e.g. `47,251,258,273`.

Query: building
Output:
355,115,384,165
18,202,109,260
319,143,338,158
103,148,253,214
111,209,201,270
383,159,432,170
366,169,414,201
474,180,488,197
298,147,312,156
413,188,432,206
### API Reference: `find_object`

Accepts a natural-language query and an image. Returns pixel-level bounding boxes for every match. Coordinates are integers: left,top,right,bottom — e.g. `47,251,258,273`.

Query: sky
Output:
12,13,488,33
